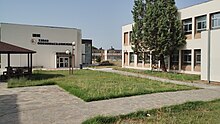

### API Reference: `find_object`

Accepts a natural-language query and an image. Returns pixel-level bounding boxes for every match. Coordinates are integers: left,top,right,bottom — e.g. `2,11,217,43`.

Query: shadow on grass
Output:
28,73,65,81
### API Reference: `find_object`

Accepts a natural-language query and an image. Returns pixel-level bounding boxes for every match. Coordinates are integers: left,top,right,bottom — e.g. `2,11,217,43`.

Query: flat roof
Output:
0,22,80,30
0,41,36,54
179,0,211,10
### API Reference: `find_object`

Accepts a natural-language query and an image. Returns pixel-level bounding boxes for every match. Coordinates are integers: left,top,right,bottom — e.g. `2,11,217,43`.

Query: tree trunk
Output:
160,54,167,72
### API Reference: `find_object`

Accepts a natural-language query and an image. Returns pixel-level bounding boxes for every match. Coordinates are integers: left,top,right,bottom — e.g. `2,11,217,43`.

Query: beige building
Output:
122,0,220,82
0,23,82,75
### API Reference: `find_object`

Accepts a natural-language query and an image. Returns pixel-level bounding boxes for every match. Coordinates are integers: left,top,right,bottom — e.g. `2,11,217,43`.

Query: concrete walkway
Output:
89,68,217,89
0,69,220,124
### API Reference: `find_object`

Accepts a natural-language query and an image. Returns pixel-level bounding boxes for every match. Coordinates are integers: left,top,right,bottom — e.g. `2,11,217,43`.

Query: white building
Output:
122,0,220,82
0,23,82,74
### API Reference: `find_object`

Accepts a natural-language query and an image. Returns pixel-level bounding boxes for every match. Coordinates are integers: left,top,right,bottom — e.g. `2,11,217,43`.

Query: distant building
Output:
92,47,121,63
122,0,220,82
82,39,92,65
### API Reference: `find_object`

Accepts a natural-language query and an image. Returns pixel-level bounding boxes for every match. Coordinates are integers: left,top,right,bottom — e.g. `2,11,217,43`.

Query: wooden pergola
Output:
0,41,36,79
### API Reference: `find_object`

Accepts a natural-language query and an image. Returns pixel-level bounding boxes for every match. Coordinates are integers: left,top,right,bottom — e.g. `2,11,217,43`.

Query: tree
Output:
131,0,145,54
132,0,186,72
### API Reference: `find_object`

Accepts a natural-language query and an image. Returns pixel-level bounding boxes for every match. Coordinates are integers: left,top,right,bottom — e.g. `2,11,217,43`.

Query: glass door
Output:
59,57,69,68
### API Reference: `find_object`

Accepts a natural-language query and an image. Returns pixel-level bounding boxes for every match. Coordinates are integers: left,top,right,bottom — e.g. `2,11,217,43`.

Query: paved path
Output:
89,68,217,89
1,69,220,124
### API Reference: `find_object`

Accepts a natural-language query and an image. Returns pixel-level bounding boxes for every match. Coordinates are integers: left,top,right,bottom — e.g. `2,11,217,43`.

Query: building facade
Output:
82,39,92,65
0,23,82,74
92,48,122,63
122,0,220,82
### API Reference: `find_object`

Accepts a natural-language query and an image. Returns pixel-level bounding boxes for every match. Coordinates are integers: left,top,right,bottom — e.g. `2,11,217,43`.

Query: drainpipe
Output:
207,29,211,84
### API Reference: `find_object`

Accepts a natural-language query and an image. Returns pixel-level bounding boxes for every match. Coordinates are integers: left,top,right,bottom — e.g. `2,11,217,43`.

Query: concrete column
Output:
150,51,152,70
179,50,182,71
207,14,211,30
128,52,130,66
192,17,195,40
104,50,108,61
167,56,171,72
142,53,145,67
191,49,195,72
122,51,124,67
134,54,137,67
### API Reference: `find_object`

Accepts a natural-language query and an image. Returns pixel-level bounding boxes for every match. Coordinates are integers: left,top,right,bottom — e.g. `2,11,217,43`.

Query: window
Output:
183,19,192,34
32,33,41,37
137,53,143,63
144,52,150,64
196,16,206,32
124,32,128,45
172,51,179,63
195,50,201,64
212,12,220,29
183,50,191,64
130,52,134,63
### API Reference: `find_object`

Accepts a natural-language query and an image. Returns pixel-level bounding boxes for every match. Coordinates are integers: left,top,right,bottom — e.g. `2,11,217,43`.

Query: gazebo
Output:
0,41,36,80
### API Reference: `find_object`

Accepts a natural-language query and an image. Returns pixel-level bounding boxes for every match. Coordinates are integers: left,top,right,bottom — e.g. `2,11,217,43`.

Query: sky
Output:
0,0,208,49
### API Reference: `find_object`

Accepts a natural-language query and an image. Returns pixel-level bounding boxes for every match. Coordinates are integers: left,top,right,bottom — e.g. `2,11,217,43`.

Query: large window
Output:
195,50,201,64
196,16,206,32
212,12,220,29
182,50,191,64
183,19,192,34
124,32,128,45
144,52,150,64
137,53,143,64
130,52,134,63
172,51,179,63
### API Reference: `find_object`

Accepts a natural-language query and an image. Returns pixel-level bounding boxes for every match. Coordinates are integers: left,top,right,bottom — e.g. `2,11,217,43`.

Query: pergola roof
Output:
0,41,36,54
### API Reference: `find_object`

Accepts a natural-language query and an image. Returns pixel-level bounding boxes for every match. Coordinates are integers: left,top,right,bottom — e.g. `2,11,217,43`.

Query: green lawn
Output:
8,70,197,102
113,67,200,82
83,99,220,124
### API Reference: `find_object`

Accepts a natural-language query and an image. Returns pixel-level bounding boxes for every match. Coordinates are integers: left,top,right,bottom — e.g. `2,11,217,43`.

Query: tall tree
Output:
132,0,186,72
131,0,145,54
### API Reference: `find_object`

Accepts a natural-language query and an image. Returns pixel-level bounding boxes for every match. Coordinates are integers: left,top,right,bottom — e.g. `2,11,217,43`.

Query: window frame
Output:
172,51,179,63
183,50,192,64
129,52,134,63
144,52,150,64
212,12,220,29
196,16,207,32
183,19,192,34
195,50,201,64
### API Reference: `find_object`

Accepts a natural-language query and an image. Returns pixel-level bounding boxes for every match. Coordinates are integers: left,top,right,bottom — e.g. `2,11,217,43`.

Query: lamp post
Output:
72,42,76,74
65,49,71,74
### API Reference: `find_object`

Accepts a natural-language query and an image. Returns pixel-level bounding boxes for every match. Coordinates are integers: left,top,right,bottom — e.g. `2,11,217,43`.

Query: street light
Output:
65,49,71,74
72,42,76,74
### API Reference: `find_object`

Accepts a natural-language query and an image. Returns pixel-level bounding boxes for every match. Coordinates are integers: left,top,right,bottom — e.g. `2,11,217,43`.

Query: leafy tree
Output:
132,0,186,72
131,0,145,54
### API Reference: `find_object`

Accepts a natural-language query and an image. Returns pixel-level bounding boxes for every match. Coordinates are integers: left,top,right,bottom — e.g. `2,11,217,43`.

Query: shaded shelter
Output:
0,41,36,80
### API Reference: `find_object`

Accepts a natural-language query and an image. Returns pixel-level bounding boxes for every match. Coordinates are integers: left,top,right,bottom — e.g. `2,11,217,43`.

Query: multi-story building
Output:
122,0,220,82
0,23,88,74
92,47,122,63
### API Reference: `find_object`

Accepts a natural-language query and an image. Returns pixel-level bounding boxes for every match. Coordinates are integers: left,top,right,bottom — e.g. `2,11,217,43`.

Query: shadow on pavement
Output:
0,94,19,124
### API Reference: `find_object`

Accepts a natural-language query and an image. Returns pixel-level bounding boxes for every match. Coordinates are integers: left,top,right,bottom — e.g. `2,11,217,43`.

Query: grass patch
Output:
113,67,200,82
83,99,220,124
8,70,197,102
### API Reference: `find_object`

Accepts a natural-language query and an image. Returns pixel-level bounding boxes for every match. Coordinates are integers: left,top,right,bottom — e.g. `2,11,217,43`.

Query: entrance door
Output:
59,57,69,68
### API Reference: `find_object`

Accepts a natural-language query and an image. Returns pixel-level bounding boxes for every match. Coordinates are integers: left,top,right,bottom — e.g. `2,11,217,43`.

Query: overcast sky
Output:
0,0,208,49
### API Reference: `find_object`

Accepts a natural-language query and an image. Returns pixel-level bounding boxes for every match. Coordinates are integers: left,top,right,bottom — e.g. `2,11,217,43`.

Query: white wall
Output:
0,23,82,71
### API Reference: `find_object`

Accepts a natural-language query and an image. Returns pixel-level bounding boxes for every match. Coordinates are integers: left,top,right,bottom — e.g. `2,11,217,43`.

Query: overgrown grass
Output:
83,99,220,124
113,67,200,82
8,70,197,102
